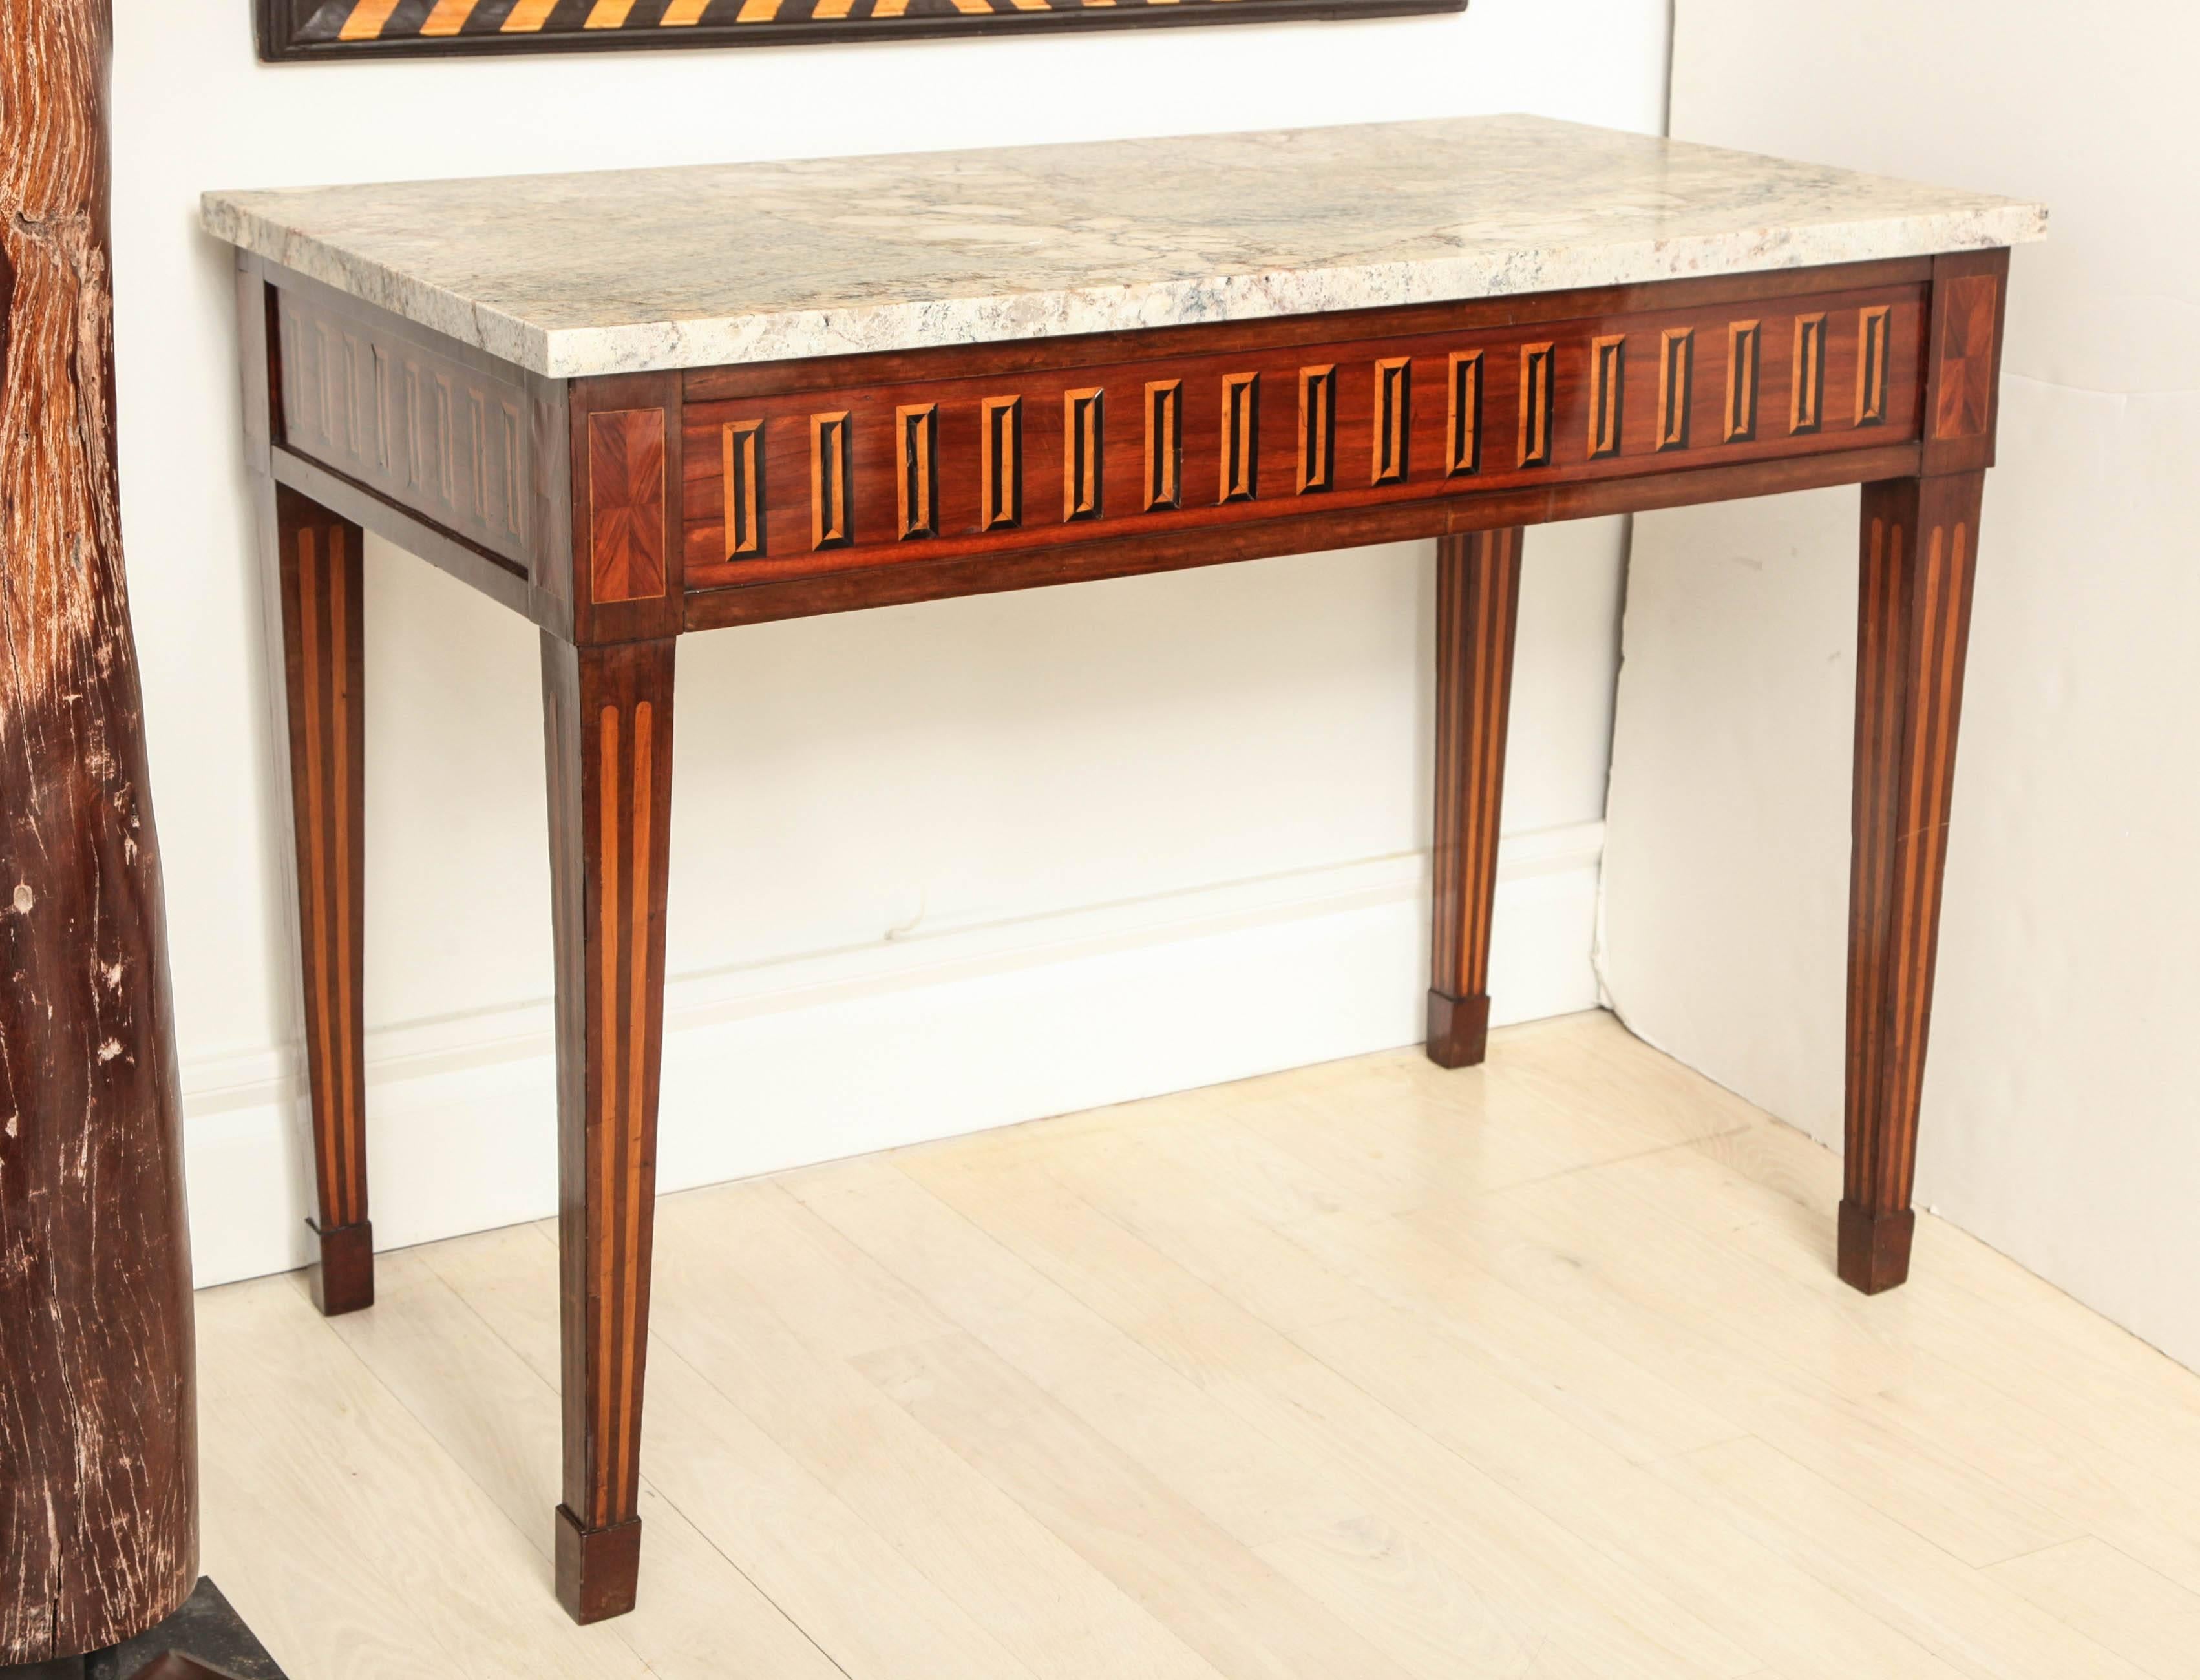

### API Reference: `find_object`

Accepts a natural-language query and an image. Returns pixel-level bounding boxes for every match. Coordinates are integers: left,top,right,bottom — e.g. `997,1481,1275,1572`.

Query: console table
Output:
202,116,2045,1624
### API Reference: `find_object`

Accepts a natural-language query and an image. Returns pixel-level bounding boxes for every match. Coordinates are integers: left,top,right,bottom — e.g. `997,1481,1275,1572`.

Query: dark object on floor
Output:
80,1581,287,1680
0,0,198,1664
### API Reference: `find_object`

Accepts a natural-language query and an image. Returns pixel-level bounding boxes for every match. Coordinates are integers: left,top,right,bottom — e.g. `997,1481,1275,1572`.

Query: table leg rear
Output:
271,485,372,1316
1428,527,1525,1069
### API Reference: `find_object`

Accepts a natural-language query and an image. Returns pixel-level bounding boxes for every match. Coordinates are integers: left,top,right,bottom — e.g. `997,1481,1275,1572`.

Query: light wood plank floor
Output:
198,1011,2200,1679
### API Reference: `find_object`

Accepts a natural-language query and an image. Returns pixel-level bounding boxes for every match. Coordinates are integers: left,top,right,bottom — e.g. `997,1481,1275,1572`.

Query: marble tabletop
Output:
202,116,2045,381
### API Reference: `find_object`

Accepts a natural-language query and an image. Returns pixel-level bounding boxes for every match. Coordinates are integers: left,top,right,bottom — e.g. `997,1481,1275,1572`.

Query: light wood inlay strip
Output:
1848,512,1896,1187
1887,525,1942,1204
330,532,359,1221
981,397,1022,531
1446,350,1481,477
1064,388,1104,522
1857,305,1892,426
664,0,714,19
297,530,337,1220
1220,372,1260,503
616,700,653,1522
1657,328,1693,451
897,404,939,541
810,412,852,550
1430,556,1458,983
1790,313,1827,436
1463,538,1491,974
1471,532,1514,976
1726,320,1760,442
1144,381,1181,510
1373,356,1410,485
1298,366,1335,494
500,0,558,26
723,420,765,559
1518,344,1554,468
595,702,620,1528
1467,541,1496,976
1587,336,1624,459
1899,520,1967,1192
583,0,638,25
1870,516,1901,1187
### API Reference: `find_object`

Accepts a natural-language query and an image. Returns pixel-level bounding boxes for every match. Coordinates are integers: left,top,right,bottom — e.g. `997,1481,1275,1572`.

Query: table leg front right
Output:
542,633,677,1623
1841,470,1985,1293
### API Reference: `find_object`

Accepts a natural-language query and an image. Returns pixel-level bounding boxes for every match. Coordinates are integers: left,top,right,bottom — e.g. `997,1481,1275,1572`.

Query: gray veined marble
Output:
201,115,2046,379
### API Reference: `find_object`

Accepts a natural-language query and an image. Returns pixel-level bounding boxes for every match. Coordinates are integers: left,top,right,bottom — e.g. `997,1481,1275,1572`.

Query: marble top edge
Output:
200,115,2046,380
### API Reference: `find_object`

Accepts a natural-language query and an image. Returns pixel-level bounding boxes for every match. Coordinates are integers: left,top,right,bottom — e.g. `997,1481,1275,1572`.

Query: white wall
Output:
116,0,1669,1285
1603,1,2200,1369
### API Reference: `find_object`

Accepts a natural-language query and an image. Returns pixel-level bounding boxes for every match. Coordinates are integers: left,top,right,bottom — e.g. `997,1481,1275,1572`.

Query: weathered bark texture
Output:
0,0,198,1661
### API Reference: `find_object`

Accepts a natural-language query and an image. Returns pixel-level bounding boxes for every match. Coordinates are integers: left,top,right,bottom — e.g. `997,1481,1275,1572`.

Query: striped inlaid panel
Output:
264,0,1459,56
681,278,1928,591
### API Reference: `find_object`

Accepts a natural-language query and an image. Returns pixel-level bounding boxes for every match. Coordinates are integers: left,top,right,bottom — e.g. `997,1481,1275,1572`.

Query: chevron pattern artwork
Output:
259,0,1461,58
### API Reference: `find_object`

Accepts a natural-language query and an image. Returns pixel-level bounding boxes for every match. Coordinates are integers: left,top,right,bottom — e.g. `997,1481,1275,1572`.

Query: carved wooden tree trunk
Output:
0,0,199,1663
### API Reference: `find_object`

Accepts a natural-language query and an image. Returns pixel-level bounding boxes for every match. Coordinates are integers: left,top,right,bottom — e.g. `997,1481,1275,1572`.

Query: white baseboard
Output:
182,822,1604,1287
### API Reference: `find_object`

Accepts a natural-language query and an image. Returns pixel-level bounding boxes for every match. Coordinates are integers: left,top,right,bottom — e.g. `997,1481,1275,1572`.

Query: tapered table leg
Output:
272,486,372,1316
542,633,677,1623
1841,471,1985,1293
1428,527,1525,1068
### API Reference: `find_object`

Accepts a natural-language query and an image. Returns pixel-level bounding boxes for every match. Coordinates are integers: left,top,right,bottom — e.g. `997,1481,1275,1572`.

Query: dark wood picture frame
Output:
257,0,1465,61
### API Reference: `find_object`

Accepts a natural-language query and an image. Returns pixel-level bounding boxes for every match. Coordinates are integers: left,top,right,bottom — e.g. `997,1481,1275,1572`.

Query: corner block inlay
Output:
587,408,668,603
1934,274,1999,441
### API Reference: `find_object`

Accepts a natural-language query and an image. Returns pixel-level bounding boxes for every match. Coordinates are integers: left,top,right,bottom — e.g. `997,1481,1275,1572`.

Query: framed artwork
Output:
256,0,1464,61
